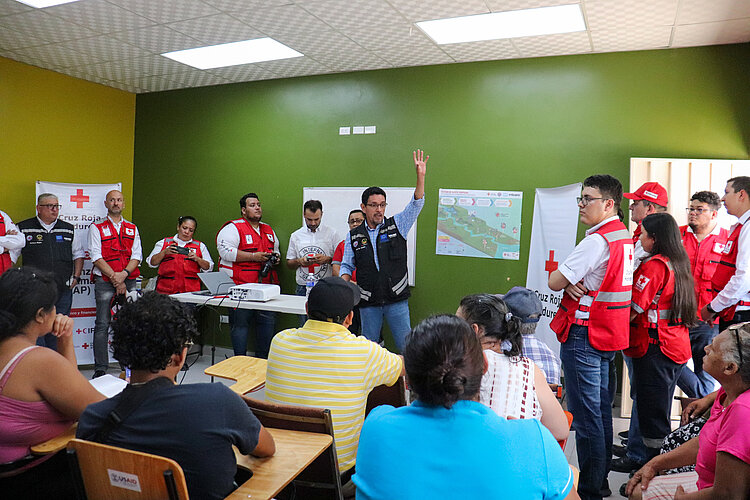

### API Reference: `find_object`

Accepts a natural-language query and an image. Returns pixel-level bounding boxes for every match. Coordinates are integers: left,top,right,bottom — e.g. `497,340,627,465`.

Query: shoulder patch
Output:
635,275,650,291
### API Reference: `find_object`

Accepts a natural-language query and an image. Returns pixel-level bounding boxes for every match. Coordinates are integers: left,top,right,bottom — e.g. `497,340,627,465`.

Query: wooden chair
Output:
364,375,408,416
66,438,189,500
241,396,343,500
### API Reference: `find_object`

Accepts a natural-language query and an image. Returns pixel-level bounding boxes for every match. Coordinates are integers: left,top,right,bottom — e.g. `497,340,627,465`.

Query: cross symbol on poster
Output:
545,250,559,277
70,189,90,208
81,343,89,349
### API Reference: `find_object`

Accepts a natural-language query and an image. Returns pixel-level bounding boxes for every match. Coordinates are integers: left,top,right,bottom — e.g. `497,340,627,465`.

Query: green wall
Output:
133,44,750,347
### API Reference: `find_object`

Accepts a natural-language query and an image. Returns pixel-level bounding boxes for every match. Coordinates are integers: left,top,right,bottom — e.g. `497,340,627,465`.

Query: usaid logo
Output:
107,469,142,492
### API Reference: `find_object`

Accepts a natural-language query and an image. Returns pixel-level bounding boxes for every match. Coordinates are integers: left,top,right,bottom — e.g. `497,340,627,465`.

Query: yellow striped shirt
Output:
265,320,403,472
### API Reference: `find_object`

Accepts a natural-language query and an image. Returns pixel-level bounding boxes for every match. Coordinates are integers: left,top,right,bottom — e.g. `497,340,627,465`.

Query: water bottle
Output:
135,276,143,290
305,272,316,297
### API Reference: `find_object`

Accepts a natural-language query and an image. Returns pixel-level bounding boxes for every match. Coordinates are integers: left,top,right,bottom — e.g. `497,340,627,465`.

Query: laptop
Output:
195,272,235,296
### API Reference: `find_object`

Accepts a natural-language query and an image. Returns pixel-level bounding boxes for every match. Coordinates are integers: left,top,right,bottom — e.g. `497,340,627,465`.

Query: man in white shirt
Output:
0,209,25,274
624,181,668,269
286,200,338,324
701,176,750,328
87,190,142,377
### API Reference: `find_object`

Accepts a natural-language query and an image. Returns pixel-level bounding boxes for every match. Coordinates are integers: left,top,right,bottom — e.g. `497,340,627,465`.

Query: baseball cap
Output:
499,286,543,324
623,182,668,207
307,276,360,320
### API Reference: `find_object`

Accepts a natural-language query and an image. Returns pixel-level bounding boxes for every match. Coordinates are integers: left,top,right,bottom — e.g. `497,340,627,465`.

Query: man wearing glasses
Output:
703,176,750,329
677,191,728,398
340,149,428,352
11,193,84,349
624,181,668,268
548,174,634,500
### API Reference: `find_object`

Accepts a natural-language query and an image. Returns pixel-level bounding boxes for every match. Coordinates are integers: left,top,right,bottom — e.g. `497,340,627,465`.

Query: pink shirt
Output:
695,387,750,489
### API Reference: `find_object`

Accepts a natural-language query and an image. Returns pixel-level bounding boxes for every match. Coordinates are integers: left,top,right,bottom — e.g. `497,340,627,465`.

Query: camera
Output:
174,245,190,255
260,252,280,278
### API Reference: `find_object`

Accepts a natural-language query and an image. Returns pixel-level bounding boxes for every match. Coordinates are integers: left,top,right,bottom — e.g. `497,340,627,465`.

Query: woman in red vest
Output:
627,212,696,463
147,216,213,294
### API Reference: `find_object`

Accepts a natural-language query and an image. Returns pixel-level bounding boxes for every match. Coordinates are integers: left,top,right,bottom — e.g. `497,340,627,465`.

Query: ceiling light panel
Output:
162,38,303,70
14,0,80,8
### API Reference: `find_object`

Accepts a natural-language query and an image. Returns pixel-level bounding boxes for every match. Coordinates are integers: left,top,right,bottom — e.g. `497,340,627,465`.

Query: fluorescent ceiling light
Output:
162,38,303,70
416,4,586,45
15,0,81,7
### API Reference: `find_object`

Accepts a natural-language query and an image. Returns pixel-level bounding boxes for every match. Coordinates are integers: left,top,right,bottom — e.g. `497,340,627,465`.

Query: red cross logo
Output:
76,328,82,334
81,343,89,349
545,250,559,277
70,189,90,208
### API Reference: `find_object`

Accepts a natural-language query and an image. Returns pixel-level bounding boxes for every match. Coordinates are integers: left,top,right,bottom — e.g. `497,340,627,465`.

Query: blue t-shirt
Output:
353,400,573,500
77,382,261,500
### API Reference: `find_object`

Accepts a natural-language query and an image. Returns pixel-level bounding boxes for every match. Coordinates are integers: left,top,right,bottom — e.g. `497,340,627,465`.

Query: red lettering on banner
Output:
69,307,96,318
545,250,559,277
70,189,90,208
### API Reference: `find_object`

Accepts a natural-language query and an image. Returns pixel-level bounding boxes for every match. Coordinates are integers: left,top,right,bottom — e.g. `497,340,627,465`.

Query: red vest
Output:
156,238,203,294
711,221,746,321
218,219,278,285
550,219,634,351
0,213,11,274
625,255,691,363
94,219,141,282
632,223,642,244
680,225,728,317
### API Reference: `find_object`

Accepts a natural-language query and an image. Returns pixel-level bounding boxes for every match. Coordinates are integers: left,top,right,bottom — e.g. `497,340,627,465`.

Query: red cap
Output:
623,182,668,207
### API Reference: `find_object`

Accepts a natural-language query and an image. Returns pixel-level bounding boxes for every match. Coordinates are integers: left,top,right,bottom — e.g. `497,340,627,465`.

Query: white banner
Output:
525,183,582,356
36,181,122,365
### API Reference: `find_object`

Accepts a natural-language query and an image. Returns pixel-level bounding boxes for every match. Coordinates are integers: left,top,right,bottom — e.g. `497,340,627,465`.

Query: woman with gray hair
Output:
625,322,750,499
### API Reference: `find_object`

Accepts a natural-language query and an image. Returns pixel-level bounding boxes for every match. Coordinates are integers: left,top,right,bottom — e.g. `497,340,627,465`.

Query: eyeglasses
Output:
576,197,605,207
686,207,711,214
348,218,364,224
366,202,387,209
727,322,748,367
39,204,62,210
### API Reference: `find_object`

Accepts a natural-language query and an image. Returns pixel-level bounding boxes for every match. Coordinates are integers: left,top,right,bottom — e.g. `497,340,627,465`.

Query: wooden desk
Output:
228,428,333,500
30,423,77,455
205,356,267,395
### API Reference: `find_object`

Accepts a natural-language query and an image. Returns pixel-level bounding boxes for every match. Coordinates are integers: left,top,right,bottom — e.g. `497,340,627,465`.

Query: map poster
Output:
436,188,523,260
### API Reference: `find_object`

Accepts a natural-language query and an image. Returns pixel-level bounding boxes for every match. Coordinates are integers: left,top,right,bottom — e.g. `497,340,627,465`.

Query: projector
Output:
228,283,281,302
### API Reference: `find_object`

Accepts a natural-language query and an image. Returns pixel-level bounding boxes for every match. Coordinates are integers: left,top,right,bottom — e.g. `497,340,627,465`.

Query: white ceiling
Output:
1,0,748,94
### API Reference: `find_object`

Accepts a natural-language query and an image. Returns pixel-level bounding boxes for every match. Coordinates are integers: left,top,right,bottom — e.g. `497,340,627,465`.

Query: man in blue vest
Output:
340,150,428,352
12,193,85,349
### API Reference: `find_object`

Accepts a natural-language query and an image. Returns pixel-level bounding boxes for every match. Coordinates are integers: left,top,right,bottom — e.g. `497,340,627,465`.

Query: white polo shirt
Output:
711,208,750,312
286,224,338,285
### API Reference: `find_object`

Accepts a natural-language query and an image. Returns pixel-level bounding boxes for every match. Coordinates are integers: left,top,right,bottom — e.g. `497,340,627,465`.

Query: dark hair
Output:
728,176,750,197
640,200,667,211
690,191,721,211
584,174,624,221
303,200,322,213
641,213,697,326
0,268,58,341
404,315,484,409
239,193,260,209
458,294,523,357
361,187,386,206
110,292,197,372
348,209,365,218
177,215,197,228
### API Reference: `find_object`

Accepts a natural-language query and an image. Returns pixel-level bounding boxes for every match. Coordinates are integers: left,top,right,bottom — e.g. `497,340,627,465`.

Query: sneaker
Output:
619,482,628,497
92,370,106,379
611,456,645,473
612,443,627,457
618,430,629,441
600,479,612,497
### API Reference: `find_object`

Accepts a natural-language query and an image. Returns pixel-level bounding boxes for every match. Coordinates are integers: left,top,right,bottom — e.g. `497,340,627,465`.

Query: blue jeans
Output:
677,322,719,398
623,355,649,464
560,324,615,500
93,278,135,372
360,299,411,352
229,308,276,358
296,284,308,327
37,287,73,350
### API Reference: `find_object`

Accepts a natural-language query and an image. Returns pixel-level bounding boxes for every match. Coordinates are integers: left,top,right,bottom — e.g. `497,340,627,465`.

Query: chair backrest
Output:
242,396,343,500
67,438,189,500
364,376,408,417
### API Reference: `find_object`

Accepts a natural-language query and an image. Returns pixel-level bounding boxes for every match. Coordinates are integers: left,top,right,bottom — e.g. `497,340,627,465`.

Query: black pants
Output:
631,329,685,454
720,309,750,331
0,451,75,500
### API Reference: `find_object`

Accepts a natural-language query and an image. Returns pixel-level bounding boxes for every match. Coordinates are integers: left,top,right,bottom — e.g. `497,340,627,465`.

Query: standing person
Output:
286,200,339,324
332,209,365,278
677,191,728,398
702,176,750,329
147,215,213,294
624,212,695,484
0,208,25,275
217,193,280,358
87,190,141,378
11,194,84,350
625,182,668,270
548,174,634,500
340,149,428,352
353,314,578,500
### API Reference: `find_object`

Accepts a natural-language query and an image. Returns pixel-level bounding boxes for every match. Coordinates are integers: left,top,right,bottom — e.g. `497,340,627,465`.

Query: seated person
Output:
625,323,750,500
457,293,569,441
76,292,275,500
353,314,578,499
501,286,562,387
0,268,104,499
265,276,403,485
